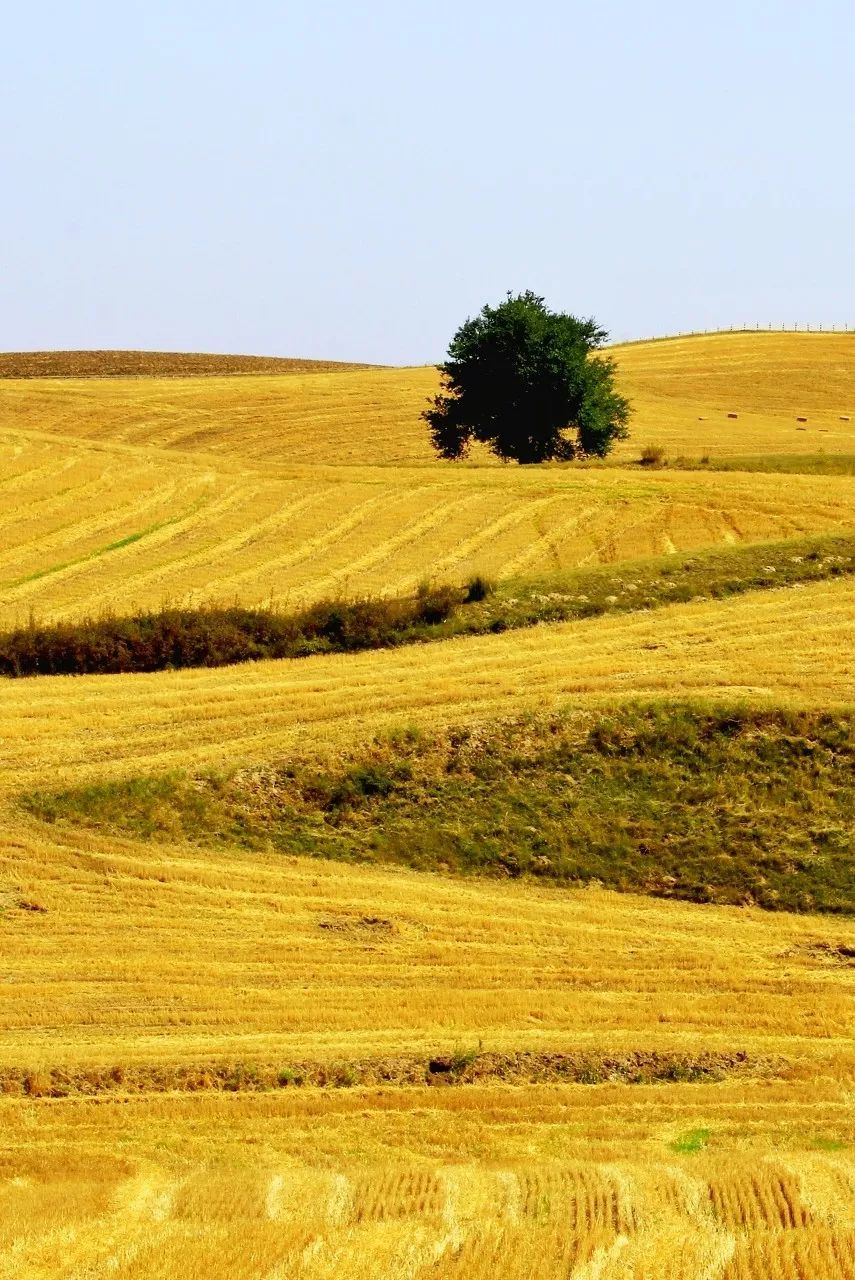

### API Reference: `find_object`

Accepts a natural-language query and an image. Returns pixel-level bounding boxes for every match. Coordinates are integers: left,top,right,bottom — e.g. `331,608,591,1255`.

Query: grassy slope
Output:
2,574,853,793
2,530,852,676
2,800,852,1073
25,705,855,913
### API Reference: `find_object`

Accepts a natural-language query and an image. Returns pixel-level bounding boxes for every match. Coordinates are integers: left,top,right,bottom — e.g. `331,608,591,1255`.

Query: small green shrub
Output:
670,1128,711,1154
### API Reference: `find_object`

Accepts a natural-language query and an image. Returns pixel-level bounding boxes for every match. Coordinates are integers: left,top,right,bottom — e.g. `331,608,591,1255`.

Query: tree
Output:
424,291,631,463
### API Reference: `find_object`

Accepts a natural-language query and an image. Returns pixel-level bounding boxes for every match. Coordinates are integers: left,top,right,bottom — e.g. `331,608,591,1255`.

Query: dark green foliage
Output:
424,291,631,463
23,705,855,915
463,574,495,603
0,586,461,678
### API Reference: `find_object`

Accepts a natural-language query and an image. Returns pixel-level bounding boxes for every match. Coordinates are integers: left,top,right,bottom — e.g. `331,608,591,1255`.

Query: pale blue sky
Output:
2,0,853,363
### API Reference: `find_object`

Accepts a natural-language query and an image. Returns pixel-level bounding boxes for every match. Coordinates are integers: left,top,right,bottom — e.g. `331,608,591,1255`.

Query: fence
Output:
615,323,853,347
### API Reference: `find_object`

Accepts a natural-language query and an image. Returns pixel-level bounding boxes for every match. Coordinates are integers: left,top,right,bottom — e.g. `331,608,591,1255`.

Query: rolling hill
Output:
2,331,855,626
0,331,853,1279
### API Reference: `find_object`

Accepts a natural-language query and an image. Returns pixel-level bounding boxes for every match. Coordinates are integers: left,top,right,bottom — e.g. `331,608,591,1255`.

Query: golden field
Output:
3,1081,853,1280
1,331,854,626
1,792,854,1278
612,331,855,459
0,818,853,1278
2,331,854,466
1,574,854,791
0,332,854,1278
1,433,854,627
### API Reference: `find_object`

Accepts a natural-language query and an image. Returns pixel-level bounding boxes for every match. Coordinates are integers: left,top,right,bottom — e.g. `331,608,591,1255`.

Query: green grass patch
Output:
670,1128,712,1154
666,454,855,476
21,704,855,914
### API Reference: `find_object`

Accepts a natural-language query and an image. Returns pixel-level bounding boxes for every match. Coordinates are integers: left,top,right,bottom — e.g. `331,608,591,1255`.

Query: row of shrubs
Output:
0,583,467,677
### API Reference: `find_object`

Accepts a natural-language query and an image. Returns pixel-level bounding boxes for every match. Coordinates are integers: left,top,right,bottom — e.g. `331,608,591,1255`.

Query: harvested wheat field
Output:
1,574,854,790
1,332,853,1278
1,432,855,626
2,331,855,627
0,794,853,1278
612,331,855,459
0,817,853,1279
1,332,853,469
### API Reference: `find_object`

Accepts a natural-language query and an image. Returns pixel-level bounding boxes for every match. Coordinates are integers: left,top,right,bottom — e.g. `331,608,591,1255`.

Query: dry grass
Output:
1,332,853,468
0,366,439,463
2,800,854,1072
612,331,855,459
1,1080,852,1279
2,331,855,628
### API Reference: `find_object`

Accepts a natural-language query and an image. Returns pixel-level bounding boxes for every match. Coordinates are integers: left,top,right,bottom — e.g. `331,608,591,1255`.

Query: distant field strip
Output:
0,349,377,377
2,577,853,791
2,333,855,470
0,368,441,464
2,431,854,624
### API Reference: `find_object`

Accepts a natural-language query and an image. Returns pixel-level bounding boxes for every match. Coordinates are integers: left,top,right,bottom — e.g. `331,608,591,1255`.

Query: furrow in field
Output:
305,488,481,598
0,475,204,588
90,483,317,602
13,481,264,621
208,487,401,598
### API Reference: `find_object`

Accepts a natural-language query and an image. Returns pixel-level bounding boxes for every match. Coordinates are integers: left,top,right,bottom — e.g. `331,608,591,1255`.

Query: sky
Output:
2,0,853,364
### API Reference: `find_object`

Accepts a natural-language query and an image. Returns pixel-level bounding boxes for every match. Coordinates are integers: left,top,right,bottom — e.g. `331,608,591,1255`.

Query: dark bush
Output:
0,586,465,679
463,574,495,603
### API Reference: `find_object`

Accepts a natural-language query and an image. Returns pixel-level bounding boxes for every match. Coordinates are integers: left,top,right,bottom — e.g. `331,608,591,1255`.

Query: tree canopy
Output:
424,292,631,463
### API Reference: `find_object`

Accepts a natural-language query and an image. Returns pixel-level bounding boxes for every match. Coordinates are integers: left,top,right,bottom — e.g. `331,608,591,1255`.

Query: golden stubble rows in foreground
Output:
3,428,854,625
1,789,853,1277
1,575,853,791
1,1082,853,1280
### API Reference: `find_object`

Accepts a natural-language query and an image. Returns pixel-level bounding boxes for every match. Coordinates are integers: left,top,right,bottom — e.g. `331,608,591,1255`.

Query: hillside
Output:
2,435,854,625
3,332,855,627
613,331,855,460
1,332,853,467
1,331,853,1279
2,811,853,1276
2,574,853,791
